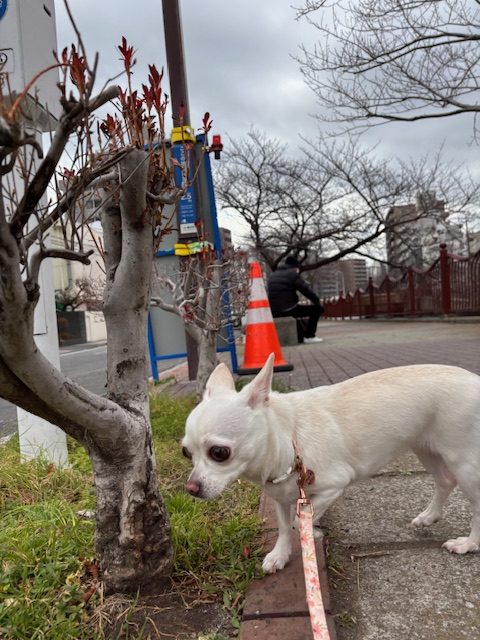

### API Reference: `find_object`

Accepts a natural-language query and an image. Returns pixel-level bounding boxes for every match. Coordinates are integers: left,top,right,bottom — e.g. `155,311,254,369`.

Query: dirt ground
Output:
97,587,234,639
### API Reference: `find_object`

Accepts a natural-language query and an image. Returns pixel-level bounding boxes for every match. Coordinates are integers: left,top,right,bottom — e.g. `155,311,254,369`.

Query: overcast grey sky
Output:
54,1,479,150
54,1,478,236
54,1,321,146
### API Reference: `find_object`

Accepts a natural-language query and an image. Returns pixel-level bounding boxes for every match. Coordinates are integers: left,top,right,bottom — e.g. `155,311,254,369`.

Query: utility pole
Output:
162,0,191,124
161,0,199,379
149,1,236,381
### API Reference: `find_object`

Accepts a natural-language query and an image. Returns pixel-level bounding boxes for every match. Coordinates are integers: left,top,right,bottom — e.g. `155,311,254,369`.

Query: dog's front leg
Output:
306,487,344,538
262,501,292,573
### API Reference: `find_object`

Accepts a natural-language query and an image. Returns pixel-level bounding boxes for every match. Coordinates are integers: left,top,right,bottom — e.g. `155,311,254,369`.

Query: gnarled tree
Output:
0,27,204,592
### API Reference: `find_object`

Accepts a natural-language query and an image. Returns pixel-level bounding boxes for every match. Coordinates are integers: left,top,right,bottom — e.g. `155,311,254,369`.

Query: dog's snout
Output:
186,479,201,496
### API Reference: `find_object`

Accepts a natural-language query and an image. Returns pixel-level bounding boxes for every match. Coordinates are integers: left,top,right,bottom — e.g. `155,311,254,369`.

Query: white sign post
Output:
0,0,68,465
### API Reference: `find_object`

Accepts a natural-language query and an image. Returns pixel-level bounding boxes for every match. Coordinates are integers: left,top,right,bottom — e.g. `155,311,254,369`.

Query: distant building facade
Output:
51,184,105,304
51,224,105,298
386,192,466,275
219,227,233,249
315,258,368,299
467,230,480,255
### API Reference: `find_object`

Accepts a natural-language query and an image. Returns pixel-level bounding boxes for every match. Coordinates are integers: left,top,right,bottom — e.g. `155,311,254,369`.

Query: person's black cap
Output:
285,256,300,267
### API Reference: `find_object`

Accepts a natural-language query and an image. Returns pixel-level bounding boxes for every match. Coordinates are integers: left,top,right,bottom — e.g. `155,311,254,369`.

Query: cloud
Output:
54,0,320,149
53,0,478,229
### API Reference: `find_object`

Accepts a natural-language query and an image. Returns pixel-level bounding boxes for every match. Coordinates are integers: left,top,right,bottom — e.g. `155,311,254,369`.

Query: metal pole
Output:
161,0,199,380
162,0,190,124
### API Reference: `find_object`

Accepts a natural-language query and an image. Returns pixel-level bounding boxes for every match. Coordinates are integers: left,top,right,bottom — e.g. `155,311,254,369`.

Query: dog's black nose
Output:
186,480,201,496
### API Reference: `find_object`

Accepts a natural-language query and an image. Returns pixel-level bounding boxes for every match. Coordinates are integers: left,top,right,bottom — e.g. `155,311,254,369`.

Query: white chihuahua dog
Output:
182,354,480,573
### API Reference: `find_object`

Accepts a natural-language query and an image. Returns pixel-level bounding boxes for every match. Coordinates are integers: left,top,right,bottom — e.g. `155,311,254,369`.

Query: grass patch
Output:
0,393,263,639
0,439,95,639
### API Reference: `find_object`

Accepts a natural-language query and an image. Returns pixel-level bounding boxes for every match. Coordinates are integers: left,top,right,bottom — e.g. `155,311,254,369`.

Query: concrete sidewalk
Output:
238,319,480,640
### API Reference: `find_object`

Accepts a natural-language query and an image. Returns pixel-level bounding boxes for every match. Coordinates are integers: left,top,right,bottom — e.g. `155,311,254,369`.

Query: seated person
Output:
267,256,324,344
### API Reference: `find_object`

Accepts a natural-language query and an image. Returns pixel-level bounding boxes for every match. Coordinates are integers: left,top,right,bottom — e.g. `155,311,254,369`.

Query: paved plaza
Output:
238,319,480,640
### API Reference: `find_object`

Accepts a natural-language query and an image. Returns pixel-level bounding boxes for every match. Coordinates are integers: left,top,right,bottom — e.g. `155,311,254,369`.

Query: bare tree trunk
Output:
196,330,218,398
0,33,196,596
88,422,172,593
93,149,173,592
194,262,223,397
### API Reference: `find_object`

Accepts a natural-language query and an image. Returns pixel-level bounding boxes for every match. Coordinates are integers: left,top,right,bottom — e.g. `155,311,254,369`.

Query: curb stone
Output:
240,493,337,640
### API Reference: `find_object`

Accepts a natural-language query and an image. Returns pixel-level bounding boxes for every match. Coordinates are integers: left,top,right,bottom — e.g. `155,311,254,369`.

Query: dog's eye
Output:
182,446,192,460
209,446,231,462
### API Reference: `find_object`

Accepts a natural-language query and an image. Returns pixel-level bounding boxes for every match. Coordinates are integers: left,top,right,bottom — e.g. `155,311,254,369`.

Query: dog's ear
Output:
205,362,236,397
244,353,274,408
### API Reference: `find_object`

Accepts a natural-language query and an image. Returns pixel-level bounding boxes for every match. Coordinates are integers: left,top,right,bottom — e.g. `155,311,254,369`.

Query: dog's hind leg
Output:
411,448,457,527
262,501,293,573
442,464,480,554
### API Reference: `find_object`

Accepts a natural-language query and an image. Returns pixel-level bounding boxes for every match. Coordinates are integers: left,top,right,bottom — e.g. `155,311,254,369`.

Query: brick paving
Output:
276,320,480,390
163,319,480,639
238,319,480,640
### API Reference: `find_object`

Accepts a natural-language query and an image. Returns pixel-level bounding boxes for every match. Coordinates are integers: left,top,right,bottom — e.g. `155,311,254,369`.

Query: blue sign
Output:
171,142,198,236
0,0,8,21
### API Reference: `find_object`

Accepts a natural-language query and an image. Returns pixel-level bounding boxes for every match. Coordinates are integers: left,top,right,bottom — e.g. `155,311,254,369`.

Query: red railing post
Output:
368,277,376,318
347,293,353,319
408,268,416,315
356,289,362,318
386,277,392,316
439,243,452,315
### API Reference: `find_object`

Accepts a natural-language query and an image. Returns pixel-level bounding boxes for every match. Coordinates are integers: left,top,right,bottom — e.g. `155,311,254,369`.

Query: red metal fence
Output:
323,244,480,319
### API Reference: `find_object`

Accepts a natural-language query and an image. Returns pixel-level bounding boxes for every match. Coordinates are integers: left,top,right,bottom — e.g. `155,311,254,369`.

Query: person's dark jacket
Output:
267,264,320,314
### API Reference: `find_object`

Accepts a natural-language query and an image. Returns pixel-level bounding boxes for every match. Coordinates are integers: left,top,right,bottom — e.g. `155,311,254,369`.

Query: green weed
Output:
0,393,263,639
0,438,95,639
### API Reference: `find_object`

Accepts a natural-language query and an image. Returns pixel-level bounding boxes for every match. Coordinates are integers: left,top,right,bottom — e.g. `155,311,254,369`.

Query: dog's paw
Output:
411,511,440,527
442,537,479,554
262,550,290,573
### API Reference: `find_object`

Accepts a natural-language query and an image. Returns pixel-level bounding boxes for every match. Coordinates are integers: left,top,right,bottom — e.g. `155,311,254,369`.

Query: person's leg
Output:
273,308,305,343
296,317,307,343
291,305,321,338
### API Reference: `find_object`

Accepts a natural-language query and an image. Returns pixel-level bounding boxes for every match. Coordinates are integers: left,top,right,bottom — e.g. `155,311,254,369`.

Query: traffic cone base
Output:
238,261,294,375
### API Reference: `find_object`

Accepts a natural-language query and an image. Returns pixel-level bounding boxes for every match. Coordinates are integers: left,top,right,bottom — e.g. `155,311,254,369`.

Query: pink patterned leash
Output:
294,441,332,640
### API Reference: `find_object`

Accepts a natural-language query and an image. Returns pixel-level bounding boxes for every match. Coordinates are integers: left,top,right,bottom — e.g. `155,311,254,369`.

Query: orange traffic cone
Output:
238,261,294,375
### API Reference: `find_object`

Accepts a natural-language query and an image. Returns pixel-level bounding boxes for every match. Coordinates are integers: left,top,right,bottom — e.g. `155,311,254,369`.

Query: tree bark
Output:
0,149,175,593
95,149,173,591
194,262,223,397
196,329,218,398
88,419,172,593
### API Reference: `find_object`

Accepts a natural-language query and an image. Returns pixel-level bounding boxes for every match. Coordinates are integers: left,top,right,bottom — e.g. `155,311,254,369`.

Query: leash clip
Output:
296,495,314,517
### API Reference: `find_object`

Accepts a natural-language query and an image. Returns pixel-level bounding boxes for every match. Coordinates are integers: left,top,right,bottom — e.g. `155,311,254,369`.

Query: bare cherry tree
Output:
0,21,205,592
296,0,480,134
216,130,480,272
152,247,249,396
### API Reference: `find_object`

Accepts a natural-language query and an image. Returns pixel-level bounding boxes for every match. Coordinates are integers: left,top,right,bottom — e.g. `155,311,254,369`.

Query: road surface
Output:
0,342,186,440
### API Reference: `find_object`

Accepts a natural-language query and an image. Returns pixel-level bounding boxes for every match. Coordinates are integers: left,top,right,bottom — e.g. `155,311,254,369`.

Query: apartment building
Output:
386,192,465,275
315,258,368,299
